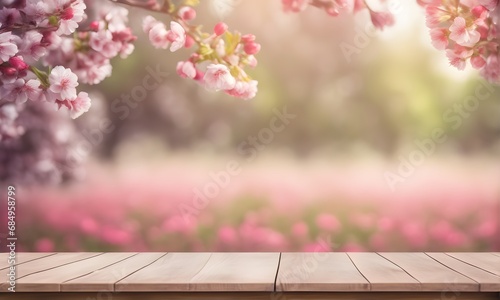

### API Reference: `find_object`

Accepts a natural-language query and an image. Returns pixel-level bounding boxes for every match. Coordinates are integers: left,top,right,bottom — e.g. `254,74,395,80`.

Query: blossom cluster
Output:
420,0,500,83
0,0,135,121
140,1,260,100
282,0,396,30
0,0,135,184
0,101,84,185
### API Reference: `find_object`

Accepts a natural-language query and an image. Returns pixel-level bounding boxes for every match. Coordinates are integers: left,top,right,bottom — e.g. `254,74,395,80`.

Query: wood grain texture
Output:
427,253,500,292
117,252,279,292
0,252,102,292
447,253,500,277
1,252,499,295
62,253,165,292
277,252,370,292
0,253,55,270
116,252,212,291
0,292,498,300
347,253,420,291
15,253,135,292
188,252,280,291
379,253,479,292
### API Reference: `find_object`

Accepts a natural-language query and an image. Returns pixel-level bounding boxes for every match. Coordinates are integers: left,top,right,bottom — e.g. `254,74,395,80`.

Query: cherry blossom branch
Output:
109,0,163,12
114,0,260,99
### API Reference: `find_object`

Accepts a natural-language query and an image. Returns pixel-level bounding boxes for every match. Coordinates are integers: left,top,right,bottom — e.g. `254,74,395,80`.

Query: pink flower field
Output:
7,158,499,253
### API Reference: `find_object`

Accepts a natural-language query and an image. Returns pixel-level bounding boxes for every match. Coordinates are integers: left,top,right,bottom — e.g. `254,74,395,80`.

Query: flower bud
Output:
184,35,195,48
241,34,255,43
244,42,261,55
214,22,228,36
9,56,28,71
178,6,196,21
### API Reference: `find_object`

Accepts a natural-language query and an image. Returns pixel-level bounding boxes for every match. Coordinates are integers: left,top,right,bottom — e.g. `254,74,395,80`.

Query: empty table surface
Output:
0,252,498,295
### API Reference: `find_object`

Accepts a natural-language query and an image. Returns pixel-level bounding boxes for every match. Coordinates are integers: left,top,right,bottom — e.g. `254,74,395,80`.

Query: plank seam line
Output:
0,253,58,271
273,252,282,292
62,253,140,284
15,253,105,280
424,253,481,291
114,253,169,290
376,253,422,286
346,253,371,291
188,253,213,290
444,253,500,278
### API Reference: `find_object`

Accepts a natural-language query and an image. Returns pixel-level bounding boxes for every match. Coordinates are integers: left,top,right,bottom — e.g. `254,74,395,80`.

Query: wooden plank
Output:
62,253,165,292
117,253,279,292
447,253,500,277
347,252,421,291
116,252,213,291
0,253,55,270
379,253,479,292
188,252,280,291
15,253,135,292
276,252,370,292
0,252,102,292
0,253,8,269
1,292,498,300
427,253,500,292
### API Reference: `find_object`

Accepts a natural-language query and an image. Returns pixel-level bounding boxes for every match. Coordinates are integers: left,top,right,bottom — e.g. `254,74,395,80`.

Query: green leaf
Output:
225,31,241,55
198,43,214,56
30,66,50,88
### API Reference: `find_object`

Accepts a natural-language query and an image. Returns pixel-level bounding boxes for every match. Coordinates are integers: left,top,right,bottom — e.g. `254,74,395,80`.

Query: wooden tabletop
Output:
0,252,499,296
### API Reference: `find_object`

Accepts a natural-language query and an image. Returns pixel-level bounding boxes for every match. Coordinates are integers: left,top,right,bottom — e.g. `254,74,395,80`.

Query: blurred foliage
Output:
76,1,500,161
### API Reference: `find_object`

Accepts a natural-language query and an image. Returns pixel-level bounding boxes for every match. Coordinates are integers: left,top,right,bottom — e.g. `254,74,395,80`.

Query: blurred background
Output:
2,1,500,252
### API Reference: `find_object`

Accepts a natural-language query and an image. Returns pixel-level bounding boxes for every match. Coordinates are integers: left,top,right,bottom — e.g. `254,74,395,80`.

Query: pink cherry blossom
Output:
429,28,449,50
50,0,86,35
0,31,18,62
167,21,186,52
203,64,236,91
449,16,481,46
68,91,91,119
480,54,500,82
89,30,119,58
369,10,395,30
19,30,47,62
147,22,170,49
2,79,42,103
176,60,196,79
446,47,473,70
225,80,258,100
49,66,78,100
0,8,21,27
142,15,160,33
470,55,486,69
